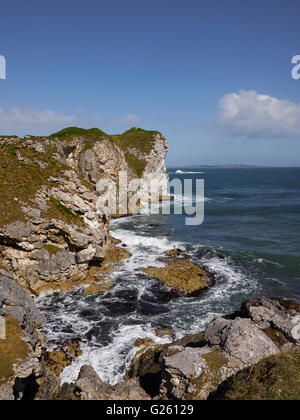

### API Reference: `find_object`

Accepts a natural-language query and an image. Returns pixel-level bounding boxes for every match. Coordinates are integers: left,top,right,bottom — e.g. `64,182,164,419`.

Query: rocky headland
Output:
0,127,299,400
0,127,168,295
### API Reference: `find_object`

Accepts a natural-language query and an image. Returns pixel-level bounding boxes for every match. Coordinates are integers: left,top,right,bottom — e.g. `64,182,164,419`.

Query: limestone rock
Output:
0,127,167,294
0,275,46,400
64,365,150,400
128,297,300,400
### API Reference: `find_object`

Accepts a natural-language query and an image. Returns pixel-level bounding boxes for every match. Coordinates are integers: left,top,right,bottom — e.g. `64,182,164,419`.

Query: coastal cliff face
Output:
0,274,46,400
0,127,168,295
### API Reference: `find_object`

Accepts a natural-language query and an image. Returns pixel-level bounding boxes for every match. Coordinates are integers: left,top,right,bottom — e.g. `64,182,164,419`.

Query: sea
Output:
36,167,300,385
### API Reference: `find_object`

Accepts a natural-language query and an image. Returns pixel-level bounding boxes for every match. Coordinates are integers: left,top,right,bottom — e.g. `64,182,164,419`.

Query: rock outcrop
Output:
0,274,46,399
1,288,299,400
0,127,168,295
56,365,150,400
127,297,300,400
144,250,214,297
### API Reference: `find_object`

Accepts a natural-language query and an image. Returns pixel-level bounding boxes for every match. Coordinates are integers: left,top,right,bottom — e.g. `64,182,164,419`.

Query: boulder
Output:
61,365,150,400
128,297,300,400
0,275,46,400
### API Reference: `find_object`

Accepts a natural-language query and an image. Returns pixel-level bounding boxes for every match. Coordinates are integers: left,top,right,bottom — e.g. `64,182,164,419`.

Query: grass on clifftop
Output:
49,126,163,178
49,127,107,140
211,349,300,400
110,127,162,154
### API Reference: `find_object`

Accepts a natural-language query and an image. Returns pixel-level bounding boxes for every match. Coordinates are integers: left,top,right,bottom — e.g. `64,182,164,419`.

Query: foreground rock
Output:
128,297,300,400
1,284,299,400
144,250,214,297
57,365,150,400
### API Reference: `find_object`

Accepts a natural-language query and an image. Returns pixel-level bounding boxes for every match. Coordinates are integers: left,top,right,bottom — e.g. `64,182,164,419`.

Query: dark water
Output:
36,167,300,384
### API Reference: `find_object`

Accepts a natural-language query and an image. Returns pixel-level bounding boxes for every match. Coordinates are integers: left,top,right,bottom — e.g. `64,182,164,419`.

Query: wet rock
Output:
144,258,214,297
43,339,82,377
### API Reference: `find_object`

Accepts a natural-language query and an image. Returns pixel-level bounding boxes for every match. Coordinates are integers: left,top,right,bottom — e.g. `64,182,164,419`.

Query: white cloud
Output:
217,90,300,138
118,114,141,127
0,106,143,135
0,105,77,134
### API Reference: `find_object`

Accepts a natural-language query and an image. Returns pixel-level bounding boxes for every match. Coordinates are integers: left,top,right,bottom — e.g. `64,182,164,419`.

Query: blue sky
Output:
1,0,300,166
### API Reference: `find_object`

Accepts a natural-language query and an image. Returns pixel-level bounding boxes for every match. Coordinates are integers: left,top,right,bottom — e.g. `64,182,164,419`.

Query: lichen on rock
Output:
126,297,300,400
144,251,214,297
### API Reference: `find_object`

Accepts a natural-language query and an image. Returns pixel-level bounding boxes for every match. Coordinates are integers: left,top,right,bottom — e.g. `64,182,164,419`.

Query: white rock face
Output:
0,129,169,293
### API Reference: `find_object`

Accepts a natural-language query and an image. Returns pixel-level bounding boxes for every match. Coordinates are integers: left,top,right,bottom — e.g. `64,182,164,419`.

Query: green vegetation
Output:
48,127,163,177
0,126,162,226
185,350,228,400
46,198,85,227
124,152,147,178
0,315,29,384
110,127,162,154
0,144,67,226
211,350,300,400
0,143,87,227
202,350,228,372
49,127,108,153
44,244,64,255
49,127,107,140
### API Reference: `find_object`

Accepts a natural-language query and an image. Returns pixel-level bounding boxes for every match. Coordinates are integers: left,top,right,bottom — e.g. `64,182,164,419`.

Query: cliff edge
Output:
0,127,168,295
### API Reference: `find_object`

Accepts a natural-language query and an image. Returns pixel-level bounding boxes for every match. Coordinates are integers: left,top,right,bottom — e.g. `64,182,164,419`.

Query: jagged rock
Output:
0,275,46,400
43,339,82,377
34,369,61,401
144,258,214,297
203,318,230,346
241,297,300,343
128,297,300,400
63,365,150,400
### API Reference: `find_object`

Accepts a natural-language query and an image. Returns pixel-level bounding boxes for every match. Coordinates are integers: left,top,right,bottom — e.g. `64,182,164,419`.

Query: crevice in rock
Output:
63,145,77,158
0,237,24,251
13,374,39,400
139,371,162,398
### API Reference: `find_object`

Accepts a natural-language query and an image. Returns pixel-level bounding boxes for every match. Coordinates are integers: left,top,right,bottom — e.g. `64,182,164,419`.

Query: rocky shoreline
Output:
0,127,299,400
0,127,168,295
1,271,299,400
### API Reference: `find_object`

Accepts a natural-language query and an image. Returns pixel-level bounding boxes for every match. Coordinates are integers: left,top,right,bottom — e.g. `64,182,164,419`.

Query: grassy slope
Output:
211,349,300,400
0,315,30,384
0,144,84,227
0,127,162,227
